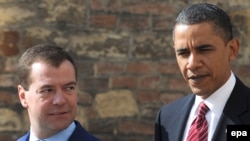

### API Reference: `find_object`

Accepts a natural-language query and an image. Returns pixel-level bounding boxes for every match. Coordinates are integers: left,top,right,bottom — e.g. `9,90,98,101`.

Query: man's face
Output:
173,22,239,99
18,60,77,138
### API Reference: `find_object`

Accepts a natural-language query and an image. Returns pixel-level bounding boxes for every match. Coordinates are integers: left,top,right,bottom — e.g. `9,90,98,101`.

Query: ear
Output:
18,85,28,108
227,38,240,61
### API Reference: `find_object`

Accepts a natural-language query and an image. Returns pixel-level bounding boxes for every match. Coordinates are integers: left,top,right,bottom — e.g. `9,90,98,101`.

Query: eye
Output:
198,48,210,52
196,45,214,53
38,88,54,95
64,85,76,93
176,49,190,57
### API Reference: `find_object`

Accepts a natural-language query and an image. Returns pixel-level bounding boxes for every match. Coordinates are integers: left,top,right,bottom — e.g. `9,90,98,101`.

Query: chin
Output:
190,87,204,95
192,90,211,99
51,120,72,130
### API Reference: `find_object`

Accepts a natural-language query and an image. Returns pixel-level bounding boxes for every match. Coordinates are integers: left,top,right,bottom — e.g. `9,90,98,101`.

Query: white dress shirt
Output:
29,121,76,141
182,72,236,141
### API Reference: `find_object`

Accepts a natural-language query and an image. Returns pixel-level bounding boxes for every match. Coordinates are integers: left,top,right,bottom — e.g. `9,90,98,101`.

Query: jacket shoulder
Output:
17,132,29,141
68,121,101,141
159,94,194,115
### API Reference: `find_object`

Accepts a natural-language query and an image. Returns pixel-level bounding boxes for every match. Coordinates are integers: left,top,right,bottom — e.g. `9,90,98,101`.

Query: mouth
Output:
188,74,209,82
49,111,68,116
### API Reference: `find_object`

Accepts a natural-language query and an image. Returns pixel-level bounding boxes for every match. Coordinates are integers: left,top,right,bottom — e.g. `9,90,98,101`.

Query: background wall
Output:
0,0,250,141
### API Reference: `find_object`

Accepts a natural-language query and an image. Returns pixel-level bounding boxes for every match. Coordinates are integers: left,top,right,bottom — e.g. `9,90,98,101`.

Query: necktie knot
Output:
198,102,209,117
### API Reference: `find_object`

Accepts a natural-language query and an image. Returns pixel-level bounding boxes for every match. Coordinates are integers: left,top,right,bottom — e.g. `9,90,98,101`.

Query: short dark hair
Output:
174,3,233,43
16,44,77,90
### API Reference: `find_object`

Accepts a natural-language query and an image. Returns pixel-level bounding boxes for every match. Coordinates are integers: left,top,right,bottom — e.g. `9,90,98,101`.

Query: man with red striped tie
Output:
155,3,250,141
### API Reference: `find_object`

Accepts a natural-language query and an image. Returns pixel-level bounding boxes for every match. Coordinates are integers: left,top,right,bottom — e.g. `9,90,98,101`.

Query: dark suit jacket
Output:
17,120,100,141
155,77,250,141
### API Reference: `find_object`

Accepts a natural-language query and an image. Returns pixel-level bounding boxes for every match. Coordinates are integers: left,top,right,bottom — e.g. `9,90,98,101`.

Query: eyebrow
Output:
37,81,77,90
195,44,214,50
175,44,214,52
63,81,77,87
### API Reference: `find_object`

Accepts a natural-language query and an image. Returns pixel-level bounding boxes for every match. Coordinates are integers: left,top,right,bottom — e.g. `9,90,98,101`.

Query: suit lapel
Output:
169,95,195,141
212,113,234,141
212,77,250,141
223,77,248,123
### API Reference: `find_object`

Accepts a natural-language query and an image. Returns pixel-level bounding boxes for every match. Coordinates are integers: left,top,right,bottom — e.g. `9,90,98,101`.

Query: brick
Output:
84,107,99,119
97,135,115,141
21,35,33,49
0,31,19,56
157,61,180,75
140,106,160,119
71,33,129,59
88,119,116,134
106,0,121,12
76,61,94,77
166,77,190,92
139,76,160,89
135,90,160,103
95,62,125,76
79,78,109,92
77,92,94,105
0,134,16,141
91,0,121,12
0,59,4,72
159,92,186,104
2,31,19,43
118,136,154,141
111,76,137,89
120,15,149,30
91,14,117,28
4,58,20,72
90,0,103,10
121,2,173,15
152,16,175,31
236,65,250,77
0,91,19,106
133,34,175,59
128,62,154,74
118,120,154,135
0,74,16,87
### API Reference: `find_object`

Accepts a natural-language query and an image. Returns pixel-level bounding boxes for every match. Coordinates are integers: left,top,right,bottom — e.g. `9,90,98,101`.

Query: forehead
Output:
29,61,76,81
173,23,223,46
174,23,215,37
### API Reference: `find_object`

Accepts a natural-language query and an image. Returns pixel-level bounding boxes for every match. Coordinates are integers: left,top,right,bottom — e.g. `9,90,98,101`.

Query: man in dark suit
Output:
155,3,250,141
16,44,100,141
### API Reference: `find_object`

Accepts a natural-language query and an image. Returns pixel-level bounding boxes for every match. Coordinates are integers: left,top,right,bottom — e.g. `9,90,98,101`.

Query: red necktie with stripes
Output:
187,102,209,141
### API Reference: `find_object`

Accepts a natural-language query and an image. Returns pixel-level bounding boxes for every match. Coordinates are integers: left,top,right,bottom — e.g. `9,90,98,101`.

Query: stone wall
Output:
0,0,250,141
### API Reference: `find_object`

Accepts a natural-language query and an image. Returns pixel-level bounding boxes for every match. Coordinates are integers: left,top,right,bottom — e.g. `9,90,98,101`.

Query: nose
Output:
186,53,203,70
52,90,66,106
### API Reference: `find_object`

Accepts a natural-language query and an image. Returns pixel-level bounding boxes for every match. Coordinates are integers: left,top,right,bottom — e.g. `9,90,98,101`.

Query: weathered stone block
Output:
95,90,139,118
0,108,21,131
75,106,87,128
0,6,34,26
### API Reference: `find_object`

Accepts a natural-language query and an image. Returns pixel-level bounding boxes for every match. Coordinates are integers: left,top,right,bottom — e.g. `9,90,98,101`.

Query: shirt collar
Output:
29,121,76,141
195,71,236,117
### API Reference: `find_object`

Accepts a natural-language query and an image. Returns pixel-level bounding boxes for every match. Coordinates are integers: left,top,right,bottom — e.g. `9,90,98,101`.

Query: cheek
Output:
68,95,78,106
25,95,37,107
177,59,186,72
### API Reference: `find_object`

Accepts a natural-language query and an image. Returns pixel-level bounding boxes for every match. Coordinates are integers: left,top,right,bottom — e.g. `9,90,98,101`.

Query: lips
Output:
188,74,209,81
49,111,68,115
